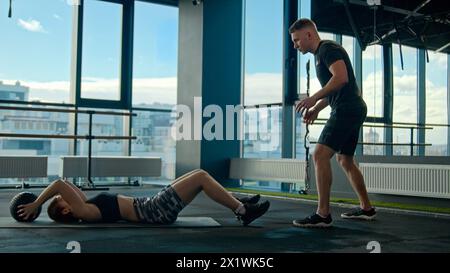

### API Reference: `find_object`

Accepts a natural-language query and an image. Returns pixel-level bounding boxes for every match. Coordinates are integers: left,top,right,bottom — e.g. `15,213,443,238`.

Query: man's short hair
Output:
289,18,317,34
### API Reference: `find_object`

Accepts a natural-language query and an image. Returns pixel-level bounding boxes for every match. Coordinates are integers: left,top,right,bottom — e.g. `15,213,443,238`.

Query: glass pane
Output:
131,110,176,182
426,51,448,156
133,1,178,107
0,0,72,103
393,45,417,155
81,0,122,100
76,113,124,156
243,106,282,158
363,126,385,155
244,0,283,106
362,45,383,117
342,35,354,67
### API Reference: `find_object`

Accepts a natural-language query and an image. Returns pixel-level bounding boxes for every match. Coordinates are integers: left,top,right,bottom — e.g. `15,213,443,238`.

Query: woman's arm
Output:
62,179,87,202
18,179,90,220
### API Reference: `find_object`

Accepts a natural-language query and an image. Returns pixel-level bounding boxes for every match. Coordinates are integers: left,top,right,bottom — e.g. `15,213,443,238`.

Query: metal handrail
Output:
0,105,136,117
309,141,431,146
312,122,432,130
0,133,136,140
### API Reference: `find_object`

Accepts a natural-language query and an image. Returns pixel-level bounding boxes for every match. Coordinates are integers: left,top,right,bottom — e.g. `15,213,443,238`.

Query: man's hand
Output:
17,202,40,221
295,95,318,116
302,108,319,125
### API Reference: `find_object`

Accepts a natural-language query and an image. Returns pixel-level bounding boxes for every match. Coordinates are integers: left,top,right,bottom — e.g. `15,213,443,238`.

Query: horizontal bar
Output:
0,99,75,108
132,107,173,113
243,102,283,109
311,122,432,130
309,141,431,146
0,133,136,140
389,121,450,128
0,105,136,116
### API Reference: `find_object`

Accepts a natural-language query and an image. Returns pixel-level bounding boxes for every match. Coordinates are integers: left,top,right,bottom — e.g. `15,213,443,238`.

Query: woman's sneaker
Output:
292,213,333,228
341,207,376,220
236,194,260,205
238,200,270,226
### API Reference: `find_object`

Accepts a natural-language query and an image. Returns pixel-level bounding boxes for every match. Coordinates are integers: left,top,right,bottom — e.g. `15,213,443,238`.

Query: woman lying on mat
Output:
17,169,270,226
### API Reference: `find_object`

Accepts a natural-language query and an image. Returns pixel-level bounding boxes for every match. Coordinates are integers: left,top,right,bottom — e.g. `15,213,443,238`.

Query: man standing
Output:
290,18,376,228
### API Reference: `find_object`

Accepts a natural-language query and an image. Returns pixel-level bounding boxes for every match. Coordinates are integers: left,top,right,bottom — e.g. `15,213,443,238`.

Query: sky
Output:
0,0,448,144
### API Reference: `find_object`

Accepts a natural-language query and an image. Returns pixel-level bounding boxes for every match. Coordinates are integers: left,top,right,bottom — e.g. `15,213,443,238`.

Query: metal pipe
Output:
0,133,136,140
0,105,136,116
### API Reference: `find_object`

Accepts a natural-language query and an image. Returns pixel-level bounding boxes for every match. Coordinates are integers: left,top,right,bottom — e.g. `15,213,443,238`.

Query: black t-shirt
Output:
314,40,364,110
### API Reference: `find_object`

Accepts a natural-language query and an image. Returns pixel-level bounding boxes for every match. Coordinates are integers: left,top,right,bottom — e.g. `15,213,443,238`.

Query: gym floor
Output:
0,185,449,253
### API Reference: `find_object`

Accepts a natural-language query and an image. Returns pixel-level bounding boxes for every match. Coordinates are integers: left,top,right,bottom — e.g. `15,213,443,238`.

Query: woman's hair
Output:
47,197,79,223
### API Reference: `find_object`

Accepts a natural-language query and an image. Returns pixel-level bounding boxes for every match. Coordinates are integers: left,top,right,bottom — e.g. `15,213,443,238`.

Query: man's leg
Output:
336,155,372,210
313,144,336,217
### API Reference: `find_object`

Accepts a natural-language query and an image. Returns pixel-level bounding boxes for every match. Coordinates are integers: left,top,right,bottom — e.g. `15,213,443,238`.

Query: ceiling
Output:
312,0,450,53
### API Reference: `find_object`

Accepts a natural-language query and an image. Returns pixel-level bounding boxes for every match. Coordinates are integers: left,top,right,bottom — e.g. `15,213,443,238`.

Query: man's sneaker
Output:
236,194,260,205
292,213,333,228
238,200,270,226
341,207,376,220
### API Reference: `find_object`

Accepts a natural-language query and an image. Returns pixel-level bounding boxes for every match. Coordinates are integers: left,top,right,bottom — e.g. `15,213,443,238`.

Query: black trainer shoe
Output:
341,207,376,220
236,194,260,205
292,213,333,228
238,200,270,226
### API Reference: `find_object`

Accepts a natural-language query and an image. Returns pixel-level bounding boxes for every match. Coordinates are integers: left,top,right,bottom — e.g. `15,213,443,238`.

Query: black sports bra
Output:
86,192,121,223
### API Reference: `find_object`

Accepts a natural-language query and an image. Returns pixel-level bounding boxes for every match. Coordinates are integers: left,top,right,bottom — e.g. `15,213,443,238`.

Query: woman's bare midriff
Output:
117,195,140,222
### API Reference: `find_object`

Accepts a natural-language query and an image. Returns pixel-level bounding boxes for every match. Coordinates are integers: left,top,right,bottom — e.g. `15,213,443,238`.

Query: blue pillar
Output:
281,0,298,159
447,54,450,156
417,49,426,156
201,0,243,185
383,44,394,156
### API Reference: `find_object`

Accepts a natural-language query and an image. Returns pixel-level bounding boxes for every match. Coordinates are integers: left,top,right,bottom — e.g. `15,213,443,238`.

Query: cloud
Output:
53,14,62,20
17,18,46,33
362,45,382,60
428,52,447,69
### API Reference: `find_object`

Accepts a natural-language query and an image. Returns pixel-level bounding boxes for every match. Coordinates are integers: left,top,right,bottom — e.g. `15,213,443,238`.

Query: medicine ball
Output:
9,192,42,222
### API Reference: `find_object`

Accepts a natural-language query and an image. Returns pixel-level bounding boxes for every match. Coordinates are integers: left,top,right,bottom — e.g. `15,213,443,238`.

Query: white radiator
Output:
360,163,450,199
60,156,162,178
229,158,307,183
0,156,48,178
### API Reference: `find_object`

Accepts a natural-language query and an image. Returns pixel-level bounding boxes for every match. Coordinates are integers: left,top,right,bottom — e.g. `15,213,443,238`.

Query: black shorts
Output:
318,105,367,156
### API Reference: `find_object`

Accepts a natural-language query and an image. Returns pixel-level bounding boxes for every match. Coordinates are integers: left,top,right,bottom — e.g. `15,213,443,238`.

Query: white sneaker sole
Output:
292,220,333,228
340,214,376,220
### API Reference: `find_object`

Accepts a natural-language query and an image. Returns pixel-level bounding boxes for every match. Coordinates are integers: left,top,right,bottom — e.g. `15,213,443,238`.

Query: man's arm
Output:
313,98,329,112
312,60,348,101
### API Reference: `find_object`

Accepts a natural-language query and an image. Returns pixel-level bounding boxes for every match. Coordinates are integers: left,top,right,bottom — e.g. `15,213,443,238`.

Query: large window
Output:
132,1,178,107
426,52,448,156
0,0,72,103
81,0,122,100
244,0,283,106
393,45,417,156
361,45,383,155
0,0,72,185
131,1,178,181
